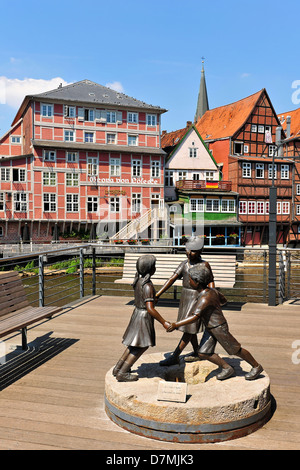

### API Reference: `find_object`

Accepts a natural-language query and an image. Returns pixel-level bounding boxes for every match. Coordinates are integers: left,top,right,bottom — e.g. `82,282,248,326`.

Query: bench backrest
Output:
121,253,236,286
0,272,29,317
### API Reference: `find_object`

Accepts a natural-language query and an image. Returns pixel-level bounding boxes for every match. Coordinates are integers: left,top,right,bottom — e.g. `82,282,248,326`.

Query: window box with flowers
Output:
114,239,123,245
141,239,150,245
215,234,225,245
127,239,137,245
228,233,239,244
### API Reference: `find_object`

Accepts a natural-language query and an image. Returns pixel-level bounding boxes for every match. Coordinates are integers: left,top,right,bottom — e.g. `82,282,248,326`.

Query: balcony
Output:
176,180,232,191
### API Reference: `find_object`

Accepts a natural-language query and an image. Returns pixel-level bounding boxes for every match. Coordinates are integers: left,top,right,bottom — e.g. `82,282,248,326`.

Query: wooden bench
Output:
0,272,63,350
115,253,237,294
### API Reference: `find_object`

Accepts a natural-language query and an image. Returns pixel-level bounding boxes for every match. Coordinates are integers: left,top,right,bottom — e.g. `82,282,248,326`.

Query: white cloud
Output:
105,81,124,93
0,76,69,108
241,73,251,78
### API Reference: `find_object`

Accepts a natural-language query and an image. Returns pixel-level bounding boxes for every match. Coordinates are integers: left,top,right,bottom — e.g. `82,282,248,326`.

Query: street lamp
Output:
268,126,283,306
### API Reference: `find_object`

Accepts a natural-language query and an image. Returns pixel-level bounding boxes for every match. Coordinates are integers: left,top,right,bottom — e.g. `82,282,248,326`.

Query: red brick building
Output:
196,89,293,246
0,80,167,241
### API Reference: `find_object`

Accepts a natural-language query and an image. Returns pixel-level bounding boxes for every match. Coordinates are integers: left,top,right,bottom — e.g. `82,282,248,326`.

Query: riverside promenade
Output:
0,295,299,450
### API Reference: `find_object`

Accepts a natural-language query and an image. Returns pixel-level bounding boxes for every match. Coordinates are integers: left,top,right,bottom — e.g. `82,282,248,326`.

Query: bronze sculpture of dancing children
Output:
113,255,170,382
156,236,214,366
167,263,263,381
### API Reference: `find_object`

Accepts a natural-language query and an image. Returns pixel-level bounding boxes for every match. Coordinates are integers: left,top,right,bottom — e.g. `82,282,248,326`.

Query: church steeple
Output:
194,59,209,122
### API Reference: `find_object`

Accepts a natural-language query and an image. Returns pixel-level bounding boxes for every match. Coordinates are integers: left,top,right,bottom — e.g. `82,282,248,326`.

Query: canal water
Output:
21,264,279,308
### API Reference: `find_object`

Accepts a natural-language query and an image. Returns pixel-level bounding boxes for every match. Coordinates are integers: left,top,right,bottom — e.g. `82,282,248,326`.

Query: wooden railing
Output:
175,180,232,191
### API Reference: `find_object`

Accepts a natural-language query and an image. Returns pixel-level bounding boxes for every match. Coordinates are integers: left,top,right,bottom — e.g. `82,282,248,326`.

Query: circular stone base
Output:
105,352,271,443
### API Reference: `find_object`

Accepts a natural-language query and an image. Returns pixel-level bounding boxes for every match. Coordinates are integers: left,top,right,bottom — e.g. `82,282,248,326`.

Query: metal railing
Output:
0,244,299,307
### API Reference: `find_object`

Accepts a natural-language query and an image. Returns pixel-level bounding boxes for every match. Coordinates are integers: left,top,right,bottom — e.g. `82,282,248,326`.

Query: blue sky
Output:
0,0,299,136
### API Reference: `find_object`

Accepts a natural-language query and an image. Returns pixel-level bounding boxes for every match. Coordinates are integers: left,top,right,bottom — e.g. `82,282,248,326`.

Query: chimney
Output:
161,130,167,136
286,115,291,138
186,121,192,128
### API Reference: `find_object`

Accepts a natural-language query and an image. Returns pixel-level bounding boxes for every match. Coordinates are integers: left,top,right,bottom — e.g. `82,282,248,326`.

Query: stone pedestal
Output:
105,352,271,443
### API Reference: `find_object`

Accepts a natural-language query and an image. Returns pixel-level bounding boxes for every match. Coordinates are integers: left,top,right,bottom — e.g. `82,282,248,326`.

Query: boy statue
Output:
167,264,263,381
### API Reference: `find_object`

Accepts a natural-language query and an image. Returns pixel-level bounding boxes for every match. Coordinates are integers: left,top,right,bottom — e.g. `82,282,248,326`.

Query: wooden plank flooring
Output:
0,295,300,450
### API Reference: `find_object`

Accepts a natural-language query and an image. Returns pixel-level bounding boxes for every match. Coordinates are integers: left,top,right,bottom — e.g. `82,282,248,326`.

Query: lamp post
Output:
268,126,283,306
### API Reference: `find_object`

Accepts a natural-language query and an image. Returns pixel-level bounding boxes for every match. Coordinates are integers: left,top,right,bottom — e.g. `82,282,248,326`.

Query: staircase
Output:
111,209,155,240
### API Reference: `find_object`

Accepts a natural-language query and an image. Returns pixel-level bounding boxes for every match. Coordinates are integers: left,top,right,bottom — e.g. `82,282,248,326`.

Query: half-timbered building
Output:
196,89,292,246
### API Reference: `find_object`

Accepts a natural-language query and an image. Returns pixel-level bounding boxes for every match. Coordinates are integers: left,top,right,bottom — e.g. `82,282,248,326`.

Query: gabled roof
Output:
12,79,167,125
161,123,193,149
162,124,217,166
278,108,300,141
195,89,266,140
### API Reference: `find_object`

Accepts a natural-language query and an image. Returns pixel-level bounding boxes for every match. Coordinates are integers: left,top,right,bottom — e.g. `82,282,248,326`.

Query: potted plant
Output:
127,239,137,245
228,233,238,244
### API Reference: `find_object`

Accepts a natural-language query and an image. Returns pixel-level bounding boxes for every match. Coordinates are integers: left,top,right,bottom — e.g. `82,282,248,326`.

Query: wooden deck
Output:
0,295,300,450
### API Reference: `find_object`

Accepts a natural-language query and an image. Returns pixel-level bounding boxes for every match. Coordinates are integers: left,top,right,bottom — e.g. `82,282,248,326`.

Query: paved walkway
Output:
0,295,299,450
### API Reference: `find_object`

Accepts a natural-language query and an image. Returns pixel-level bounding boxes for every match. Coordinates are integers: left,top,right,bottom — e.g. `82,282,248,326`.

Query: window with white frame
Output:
41,103,53,117
256,163,264,178
107,111,116,123
269,145,277,157
66,152,78,163
64,105,76,118
251,124,257,132
87,196,98,212
268,164,277,179
84,132,94,143
43,171,56,186
165,170,174,187
11,136,21,143
248,201,256,214
128,135,138,146
110,158,121,177
297,184,300,196
66,194,79,212
190,198,204,212
43,193,56,212
128,112,138,123
84,109,94,121
221,199,236,212
239,200,247,214
193,173,200,180
242,162,251,178
132,159,142,177
151,160,160,178
277,201,281,214
87,157,98,176
205,171,215,181
43,150,56,161
147,114,156,126
0,193,4,211
64,130,75,142
257,201,265,214
178,171,187,180
106,133,116,144
132,193,141,213
66,173,79,187
265,201,269,214
258,125,264,133
1,168,10,181
297,205,300,216
282,201,290,214
110,196,120,212
14,192,27,212
281,164,289,179
12,168,26,182
189,147,198,158
206,199,220,212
